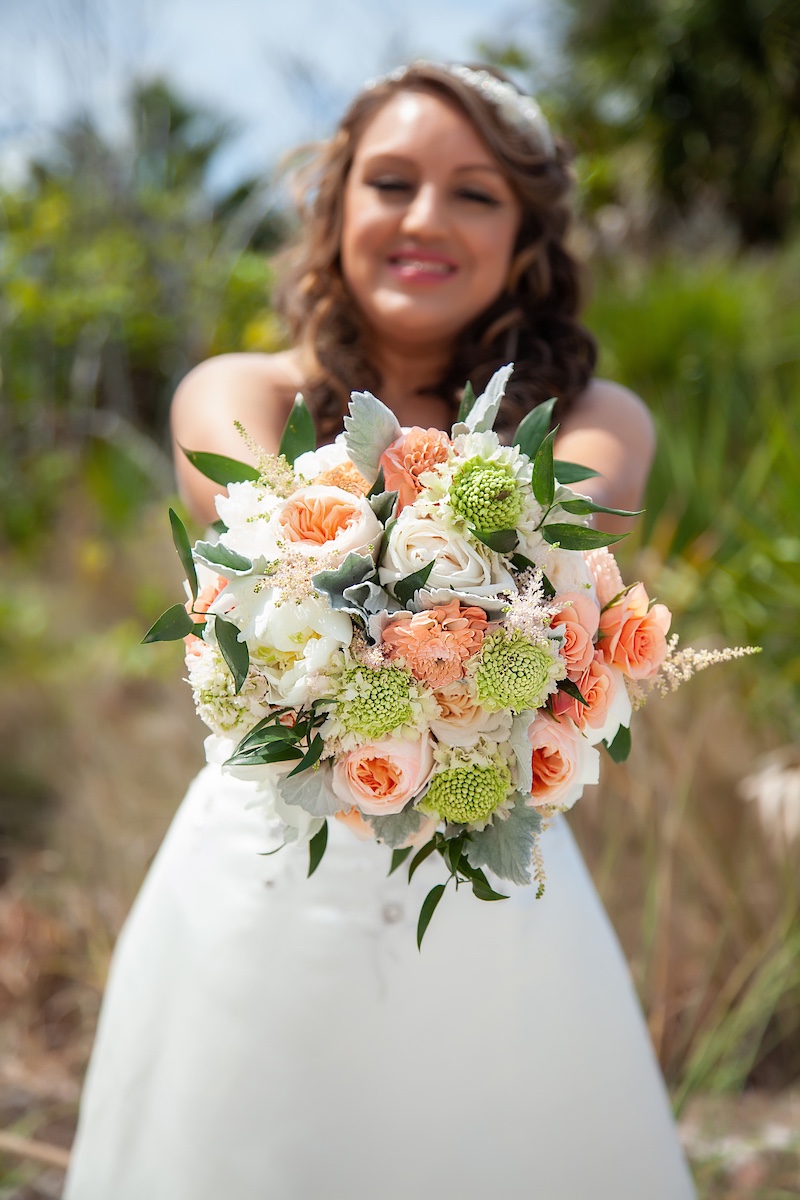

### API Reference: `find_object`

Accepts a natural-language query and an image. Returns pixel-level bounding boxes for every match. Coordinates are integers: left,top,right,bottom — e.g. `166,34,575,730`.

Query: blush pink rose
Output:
550,652,617,731
550,589,600,680
331,734,434,816
598,582,671,680
527,711,600,810
379,427,452,511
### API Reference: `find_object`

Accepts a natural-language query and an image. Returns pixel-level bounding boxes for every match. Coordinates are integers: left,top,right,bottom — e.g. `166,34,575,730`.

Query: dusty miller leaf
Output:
343,391,402,481
276,763,341,817
464,794,543,886
509,711,536,796
368,806,426,849
464,363,514,434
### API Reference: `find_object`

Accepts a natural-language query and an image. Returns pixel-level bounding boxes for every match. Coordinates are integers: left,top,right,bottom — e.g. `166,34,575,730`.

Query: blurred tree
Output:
559,0,800,245
0,81,287,543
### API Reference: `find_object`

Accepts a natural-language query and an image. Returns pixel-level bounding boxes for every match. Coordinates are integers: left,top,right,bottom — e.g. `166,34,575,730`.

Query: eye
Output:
367,177,413,194
457,187,501,207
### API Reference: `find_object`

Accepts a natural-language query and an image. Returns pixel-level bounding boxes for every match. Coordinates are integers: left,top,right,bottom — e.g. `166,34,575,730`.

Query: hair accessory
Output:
364,61,554,157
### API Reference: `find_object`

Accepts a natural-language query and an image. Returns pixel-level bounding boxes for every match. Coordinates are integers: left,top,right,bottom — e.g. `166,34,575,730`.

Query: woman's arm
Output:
554,379,656,534
170,351,302,527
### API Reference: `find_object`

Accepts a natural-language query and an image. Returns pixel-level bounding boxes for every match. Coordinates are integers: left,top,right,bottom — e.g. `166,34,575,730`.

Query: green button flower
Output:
423,759,512,826
334,665,414,740
449,458,523,533
474,629,564,713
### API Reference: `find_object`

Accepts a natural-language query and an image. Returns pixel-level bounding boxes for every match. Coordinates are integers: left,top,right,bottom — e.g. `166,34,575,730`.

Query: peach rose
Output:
331,734,434,816
584,546,624,608
381,600,487,687
430,681,512,747
184,573,228,655
550,589,600,680
550,653,618,732
379,427,452,511
598,582,671,679
334,807,376,840
527,711,600,810
264,485,382,562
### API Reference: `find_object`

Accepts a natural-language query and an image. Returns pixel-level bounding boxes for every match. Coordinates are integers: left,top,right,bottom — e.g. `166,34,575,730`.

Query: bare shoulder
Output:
561,378,656,448
172,349,304,421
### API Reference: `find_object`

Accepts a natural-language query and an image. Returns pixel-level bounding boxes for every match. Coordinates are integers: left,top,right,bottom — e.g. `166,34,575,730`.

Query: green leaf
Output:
308,820,328,877
456,380,476,424
511,552,537,572
367,466,386,499
279,394,316,465
343,391,402,481
389,846,414,875
532,427,558,508
169,508,198,602
408,836,439,882
214,616,249,693
471,878,509,902
542,524,627,551
286,734,325,778
559,678,589,706
369,489,398,526
193,540,253,574
208,518,228,536
393,560,434,608
141,603,195,643
464,795,543,885
513,397,557,461
603,724,632,763
417,883,446,950
225,743,304,767
541,572,556,599
553,460,601,484
181,448,259,486
470,527,518,554
442,837,463,877
559,498,643,519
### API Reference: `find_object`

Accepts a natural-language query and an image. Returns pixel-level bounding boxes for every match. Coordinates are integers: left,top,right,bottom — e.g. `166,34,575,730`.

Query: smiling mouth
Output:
387,255,458,279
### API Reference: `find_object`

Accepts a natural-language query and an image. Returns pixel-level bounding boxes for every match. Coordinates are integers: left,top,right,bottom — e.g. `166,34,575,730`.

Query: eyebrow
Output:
358,152,505,177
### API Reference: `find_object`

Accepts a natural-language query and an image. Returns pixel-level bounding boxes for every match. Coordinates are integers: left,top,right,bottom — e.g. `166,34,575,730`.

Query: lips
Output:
387,248,458,281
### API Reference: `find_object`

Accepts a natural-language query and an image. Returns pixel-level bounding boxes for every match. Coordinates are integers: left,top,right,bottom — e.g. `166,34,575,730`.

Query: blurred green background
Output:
1,2,799,1195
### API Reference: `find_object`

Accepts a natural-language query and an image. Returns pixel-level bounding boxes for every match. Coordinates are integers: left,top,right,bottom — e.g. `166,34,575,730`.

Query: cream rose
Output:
527,711,600,810
379,511,515,597
430,681,513,747
331,734,434,816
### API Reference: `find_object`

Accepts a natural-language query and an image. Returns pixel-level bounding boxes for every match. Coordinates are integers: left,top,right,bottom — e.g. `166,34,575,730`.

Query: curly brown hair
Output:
274,62,597,441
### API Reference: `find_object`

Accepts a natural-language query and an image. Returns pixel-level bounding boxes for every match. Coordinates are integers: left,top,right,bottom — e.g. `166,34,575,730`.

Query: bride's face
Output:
341,90,521,349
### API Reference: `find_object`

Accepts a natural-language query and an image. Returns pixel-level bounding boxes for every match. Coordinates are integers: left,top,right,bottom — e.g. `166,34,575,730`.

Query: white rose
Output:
216,482,282,560
430,681,513,747
379,511,515,597
259,486,382,563
210,583,352,707
294,434,349,482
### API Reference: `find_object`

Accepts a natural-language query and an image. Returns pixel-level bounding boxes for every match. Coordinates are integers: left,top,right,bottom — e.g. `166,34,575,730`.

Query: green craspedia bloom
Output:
335,665,414,740
474,629,564,713
449,458,523,533
423,760,511,826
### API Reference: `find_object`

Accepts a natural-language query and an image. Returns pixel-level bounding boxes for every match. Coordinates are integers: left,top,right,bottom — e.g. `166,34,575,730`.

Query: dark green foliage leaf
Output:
541,573,556,599
417,883,446,949
287,734,325,778
471,878,509,902
456,380,476,424
532,427,558,508
511,552,537,572
542,524,627,550
442,837,463,877
553,460,602,484
464,796,543,886
559,498,643,519
470,526,518,554
559,678,589,706
513,396,557,460
369,489,398,526
215,615,249,693
209,518,228,536
193,540,253,573
279,394,316,465
225,743,304,767
389,846,414,875
408,836,439,882
603,724,632,763
393,560,435,608
181,447,259,486
142,603,195,643
367,466,386,499
169,507,198,601
308,820,328,878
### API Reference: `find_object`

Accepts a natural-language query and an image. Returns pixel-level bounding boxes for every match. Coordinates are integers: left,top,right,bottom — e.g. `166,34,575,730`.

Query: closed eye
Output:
457,188,500,206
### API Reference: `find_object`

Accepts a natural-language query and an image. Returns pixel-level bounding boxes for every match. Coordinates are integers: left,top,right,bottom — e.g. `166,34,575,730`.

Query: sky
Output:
0,0,558,190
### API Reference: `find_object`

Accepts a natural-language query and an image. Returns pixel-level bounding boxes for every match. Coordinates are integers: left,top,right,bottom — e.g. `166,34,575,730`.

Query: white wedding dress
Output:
65,757,696,1199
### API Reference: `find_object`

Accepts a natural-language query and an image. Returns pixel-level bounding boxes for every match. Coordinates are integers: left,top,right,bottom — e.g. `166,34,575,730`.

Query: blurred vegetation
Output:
1,18,799,1184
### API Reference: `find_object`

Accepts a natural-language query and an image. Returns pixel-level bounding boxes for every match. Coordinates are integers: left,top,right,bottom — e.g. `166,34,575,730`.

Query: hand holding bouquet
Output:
146,366,755,944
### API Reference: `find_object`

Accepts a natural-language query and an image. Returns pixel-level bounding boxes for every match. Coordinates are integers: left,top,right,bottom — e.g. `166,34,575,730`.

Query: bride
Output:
65,63,696,1199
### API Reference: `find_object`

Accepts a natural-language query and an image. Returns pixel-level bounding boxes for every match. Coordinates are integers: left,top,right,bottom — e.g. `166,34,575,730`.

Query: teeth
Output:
393,258,453,274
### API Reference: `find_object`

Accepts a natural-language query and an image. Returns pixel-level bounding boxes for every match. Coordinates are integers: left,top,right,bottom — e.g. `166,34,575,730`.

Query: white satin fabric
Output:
65,763,696,1199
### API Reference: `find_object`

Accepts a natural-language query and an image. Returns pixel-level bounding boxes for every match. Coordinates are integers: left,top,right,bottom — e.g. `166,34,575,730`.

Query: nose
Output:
401,182,448,238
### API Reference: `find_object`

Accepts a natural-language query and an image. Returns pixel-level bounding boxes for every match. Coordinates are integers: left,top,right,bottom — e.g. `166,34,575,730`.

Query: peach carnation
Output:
314,462,370,496
380,427,452,511
184,574,228,655
550,589,600,680
598,582,671,680
381,600,487,688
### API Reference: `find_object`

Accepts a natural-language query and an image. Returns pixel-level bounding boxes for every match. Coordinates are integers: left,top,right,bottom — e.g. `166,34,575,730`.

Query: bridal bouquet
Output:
145,365,751,944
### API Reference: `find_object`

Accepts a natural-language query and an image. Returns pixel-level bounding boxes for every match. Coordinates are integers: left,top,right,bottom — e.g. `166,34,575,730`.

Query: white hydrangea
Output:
185,641,269,737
